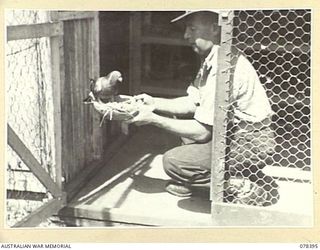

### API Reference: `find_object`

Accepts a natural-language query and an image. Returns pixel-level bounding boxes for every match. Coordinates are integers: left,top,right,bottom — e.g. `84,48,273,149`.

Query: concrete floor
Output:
62,126,313,227
65,126,213,226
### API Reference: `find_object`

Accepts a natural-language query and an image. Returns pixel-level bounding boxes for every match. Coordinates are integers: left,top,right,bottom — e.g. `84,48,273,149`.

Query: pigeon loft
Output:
5,10,313,230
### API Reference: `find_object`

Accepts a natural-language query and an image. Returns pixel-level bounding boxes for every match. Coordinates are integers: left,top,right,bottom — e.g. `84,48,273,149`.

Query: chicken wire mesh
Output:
5,9,49,26
7,144,53,227
219,9,311,207
6,10,56,226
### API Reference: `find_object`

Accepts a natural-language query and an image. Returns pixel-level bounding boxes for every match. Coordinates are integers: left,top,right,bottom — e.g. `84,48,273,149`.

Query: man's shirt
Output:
187,45,273,126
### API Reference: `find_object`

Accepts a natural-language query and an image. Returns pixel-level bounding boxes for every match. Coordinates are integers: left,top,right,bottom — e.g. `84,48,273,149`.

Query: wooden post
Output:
129,12,142,95
90,12,103,159
211,11,234,219
50,21,64,190
12,198,64,228
7,22,62,41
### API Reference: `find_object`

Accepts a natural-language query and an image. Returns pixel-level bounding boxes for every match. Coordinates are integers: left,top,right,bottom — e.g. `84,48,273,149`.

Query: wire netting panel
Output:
7,145,47,193
7,144,53,227
6,36,56,177
6,10,57,227
220,10,311,207
5,10,49,26
6,35,54,172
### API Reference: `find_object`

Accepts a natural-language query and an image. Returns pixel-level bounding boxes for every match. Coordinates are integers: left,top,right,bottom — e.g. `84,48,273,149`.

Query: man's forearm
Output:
153,96,196,116
149,113,212,143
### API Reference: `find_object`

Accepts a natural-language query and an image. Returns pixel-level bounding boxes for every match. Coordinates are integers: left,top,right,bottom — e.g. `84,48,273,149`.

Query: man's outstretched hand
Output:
124,103,156,126
133,93,156,111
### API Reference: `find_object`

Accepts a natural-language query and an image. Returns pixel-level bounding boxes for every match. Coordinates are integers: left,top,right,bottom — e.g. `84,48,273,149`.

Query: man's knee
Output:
162,148,177,174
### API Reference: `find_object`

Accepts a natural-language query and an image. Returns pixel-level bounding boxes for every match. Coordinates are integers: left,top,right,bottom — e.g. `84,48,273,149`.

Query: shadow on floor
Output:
72,126,181,205
76,154,156,206
177,197,211,214
130,174,168,194
68,125,214,220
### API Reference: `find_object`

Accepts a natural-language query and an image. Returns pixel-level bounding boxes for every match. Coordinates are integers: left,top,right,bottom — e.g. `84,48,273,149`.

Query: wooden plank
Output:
50,11,60,21
7,190,47,201
56,215,149,227
76,19,85,172
7,125,61,198
81,20,90,168
90,12,103,160
7,22,63,41
61,177,313,227
78,19,89,168
211,202,312,226
59,205,211,227
210,13,233,203
72,19,81,176
81,20,90,165
50,11,103,182
50,24,64,189
55,11,96,21
63,21,76,182
12,198,64,228
63,22,72,182
86,20,94,161
87,16,95,157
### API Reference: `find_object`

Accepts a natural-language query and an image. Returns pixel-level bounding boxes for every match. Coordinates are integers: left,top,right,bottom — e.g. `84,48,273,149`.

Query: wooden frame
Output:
12,198,65,228
7,22,63,41
48,10,312,227
90,12,103,159
7,190,47,201
210,11,233,204
6,17,66,227
60,200,312,227
50,30,64,190
211,202,312,226
51,11,96,21
50,11,103,182
59,205,208,227
210,10,313,226
7,125,62,198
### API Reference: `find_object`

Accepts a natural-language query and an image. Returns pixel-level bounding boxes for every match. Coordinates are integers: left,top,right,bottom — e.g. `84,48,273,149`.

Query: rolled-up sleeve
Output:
187,85,200,105
187,76,215,126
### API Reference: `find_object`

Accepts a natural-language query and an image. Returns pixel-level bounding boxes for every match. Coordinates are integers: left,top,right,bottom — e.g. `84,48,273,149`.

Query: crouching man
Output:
125,10,279,206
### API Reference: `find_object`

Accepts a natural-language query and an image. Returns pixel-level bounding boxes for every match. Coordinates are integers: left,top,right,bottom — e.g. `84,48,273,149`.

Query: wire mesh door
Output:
6,10,65,227
211,9,312,226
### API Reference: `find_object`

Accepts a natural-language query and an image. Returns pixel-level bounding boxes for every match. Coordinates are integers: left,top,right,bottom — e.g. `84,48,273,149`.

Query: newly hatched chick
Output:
83,70,123,104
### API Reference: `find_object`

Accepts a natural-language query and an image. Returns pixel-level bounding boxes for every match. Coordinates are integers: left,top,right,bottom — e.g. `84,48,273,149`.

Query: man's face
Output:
184,15,216,56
